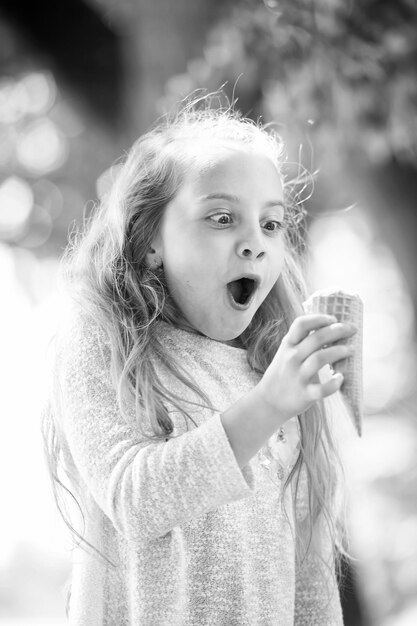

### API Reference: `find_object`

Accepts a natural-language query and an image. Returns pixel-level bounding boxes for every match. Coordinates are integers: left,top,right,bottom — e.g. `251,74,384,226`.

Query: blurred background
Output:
1,0,417,624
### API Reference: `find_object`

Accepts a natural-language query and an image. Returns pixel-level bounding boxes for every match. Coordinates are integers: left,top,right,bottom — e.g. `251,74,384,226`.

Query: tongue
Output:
228,280,243,302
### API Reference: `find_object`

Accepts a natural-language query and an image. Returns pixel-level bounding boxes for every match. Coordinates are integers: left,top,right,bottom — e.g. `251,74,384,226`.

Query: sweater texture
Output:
54,306,345,625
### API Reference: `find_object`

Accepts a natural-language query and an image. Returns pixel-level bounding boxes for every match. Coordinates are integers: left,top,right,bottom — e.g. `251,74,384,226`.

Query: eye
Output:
262,219,284,232
207,212,233,226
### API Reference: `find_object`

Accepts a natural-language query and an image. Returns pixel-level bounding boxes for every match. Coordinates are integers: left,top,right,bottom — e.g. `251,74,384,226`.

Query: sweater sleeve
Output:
56,311,256,544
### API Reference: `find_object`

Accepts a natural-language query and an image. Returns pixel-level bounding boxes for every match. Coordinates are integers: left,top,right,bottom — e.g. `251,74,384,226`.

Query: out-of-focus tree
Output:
160,0,417,322
161,0,417,168
0,0,236,260
86,0,237,134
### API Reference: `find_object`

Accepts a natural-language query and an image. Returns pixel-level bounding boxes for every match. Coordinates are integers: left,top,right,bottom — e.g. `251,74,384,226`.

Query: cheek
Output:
270,239,286,266
165,256,202,288
164,261,205,302
165,241,215,284
265,244,286,285
162,236,190,277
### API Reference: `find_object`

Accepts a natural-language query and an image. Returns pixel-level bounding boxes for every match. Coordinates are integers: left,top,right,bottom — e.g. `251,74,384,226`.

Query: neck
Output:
163,317,244,349
221,337,244,348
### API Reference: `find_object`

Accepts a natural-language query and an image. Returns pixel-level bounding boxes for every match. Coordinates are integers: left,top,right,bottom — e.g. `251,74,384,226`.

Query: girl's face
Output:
151,141,286,342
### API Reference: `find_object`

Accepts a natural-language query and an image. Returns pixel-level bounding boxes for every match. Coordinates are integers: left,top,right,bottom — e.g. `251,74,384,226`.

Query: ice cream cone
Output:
303,288,364,437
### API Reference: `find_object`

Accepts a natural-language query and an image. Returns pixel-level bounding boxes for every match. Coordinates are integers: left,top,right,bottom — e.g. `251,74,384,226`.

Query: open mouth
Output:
226,277,257,307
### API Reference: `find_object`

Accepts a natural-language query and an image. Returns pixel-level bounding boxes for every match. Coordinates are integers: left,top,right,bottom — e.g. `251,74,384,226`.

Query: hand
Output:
254,314,357,423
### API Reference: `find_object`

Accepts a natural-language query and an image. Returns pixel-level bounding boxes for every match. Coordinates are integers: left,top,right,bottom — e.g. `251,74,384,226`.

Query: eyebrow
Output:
200,193,285,209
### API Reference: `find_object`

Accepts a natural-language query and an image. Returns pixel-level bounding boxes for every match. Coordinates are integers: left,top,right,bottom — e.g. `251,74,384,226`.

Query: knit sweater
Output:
54,306,345,625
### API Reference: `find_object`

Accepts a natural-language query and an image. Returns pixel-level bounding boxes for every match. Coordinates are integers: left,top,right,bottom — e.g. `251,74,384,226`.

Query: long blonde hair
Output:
42,94,349,583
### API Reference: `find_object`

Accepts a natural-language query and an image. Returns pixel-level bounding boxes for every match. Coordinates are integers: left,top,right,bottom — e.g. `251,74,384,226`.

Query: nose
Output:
236,233,266,260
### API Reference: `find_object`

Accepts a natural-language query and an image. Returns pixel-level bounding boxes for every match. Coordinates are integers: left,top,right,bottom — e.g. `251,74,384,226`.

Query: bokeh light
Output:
50,101,85,138
16,118,68,175
18,205,54,249
0,72,56,124
32,179,64,221
0,125,17,170
19,72,57,116
0,176,33,239
0,79,23,124
308,207,417,413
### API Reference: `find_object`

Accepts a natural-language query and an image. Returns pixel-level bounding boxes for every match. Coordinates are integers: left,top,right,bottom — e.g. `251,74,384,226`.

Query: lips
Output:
226,276,259,309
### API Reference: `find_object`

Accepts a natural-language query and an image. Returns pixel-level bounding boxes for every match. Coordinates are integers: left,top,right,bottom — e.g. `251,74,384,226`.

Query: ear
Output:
145,246,163,269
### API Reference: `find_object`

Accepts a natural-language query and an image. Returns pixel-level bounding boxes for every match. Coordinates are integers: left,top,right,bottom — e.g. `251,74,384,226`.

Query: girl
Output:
43,96,357,625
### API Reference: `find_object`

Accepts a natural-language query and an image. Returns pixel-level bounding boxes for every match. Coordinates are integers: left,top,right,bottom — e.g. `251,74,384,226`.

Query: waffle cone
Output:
303,288,364,437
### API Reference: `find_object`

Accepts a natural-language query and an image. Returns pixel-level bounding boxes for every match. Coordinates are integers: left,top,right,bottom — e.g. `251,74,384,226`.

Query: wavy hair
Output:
42,93,349,590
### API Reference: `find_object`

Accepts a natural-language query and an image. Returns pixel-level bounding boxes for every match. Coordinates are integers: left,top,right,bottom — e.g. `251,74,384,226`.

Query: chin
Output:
202,320,251,343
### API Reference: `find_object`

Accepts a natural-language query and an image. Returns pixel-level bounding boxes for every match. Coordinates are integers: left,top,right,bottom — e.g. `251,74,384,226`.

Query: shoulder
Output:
54,296,111,373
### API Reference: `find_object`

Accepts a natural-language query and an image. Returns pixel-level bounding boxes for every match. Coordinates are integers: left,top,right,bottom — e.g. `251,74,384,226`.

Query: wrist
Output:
250,384,289,427
220,386,289,468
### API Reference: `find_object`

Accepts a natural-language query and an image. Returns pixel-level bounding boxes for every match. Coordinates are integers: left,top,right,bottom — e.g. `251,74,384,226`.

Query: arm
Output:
221,317,356,471
220,387,286,469
56,311,256,545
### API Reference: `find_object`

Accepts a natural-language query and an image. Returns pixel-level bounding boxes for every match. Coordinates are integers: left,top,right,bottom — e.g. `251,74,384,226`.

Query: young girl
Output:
43,96,357,625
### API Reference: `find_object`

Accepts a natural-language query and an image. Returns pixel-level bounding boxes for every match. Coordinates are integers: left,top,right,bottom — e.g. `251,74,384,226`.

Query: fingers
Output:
307,373,344,401
300,344,353,381
286,314,338,346
299,320,357,362
288,317,357,363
